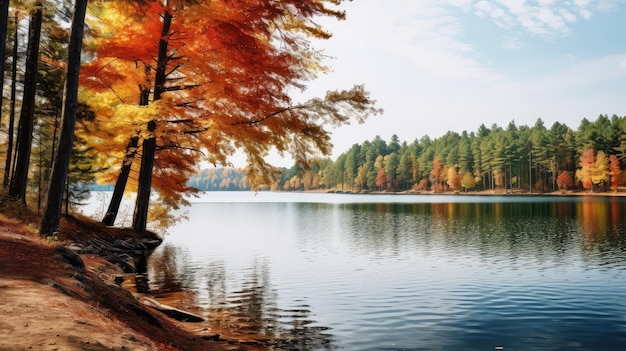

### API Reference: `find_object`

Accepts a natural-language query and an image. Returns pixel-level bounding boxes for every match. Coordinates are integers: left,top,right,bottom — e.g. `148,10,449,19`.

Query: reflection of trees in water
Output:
149,244,187,293
210,258,336,350
342,200,626,264
149,248,336,350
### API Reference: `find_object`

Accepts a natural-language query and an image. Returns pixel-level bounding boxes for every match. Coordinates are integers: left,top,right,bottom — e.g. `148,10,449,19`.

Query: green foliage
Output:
256,114,626,193
188,168,252,191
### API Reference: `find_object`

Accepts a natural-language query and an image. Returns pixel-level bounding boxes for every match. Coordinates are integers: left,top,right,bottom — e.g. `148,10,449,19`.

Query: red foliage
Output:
556,171,573,190
376,168,387,190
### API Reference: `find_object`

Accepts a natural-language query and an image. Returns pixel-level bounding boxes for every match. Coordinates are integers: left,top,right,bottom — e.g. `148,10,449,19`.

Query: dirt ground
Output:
0,216,266,351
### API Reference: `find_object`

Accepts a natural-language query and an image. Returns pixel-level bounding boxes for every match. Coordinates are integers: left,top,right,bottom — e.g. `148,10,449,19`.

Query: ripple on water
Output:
145,196,626,350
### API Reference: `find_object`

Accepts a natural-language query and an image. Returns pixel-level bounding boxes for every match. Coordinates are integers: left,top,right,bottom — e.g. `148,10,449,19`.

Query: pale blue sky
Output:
290,0,626,165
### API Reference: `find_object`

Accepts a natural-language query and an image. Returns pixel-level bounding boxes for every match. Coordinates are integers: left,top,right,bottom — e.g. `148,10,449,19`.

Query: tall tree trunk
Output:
8,3,42,203
39,0,88,236
101,80,149,225
3,14,18,189
132,120,156,232
0,0,9,128
132,10,172,232
102,134,139,226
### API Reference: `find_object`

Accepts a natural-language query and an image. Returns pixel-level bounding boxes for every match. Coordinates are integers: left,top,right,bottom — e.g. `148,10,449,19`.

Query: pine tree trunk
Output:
132,120,157,233
8,3,42,203
102,134,139,226
3,15,19,189
0,0,9,128
39,0,88,236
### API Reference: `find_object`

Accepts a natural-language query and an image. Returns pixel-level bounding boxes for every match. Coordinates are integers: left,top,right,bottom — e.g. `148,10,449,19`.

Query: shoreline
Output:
290,188,626,197
0,215,268,351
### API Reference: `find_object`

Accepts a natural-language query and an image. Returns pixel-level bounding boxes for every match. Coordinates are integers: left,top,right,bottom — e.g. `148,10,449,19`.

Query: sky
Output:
275,0,626,167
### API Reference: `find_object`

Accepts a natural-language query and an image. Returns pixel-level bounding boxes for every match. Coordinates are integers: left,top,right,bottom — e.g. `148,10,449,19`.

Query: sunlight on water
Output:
118,193,626,350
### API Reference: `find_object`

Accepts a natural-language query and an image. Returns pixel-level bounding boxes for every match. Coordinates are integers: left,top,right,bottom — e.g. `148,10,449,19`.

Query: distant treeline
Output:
189,168,252,191
191,115,626,193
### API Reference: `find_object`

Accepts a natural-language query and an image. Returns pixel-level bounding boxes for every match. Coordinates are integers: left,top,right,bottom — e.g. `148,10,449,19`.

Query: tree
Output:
396,153,411,191
375,167,386,191
608,154,621,191
556,171,573,191
3,13,19,189
429,157,444,191
461,171,476,192
39,0,89,236
591,150,609,190
446,166,461,192
8,2,43,204
576,149,595,191
0,0,9,126
384,152,398,191
81,0,380,232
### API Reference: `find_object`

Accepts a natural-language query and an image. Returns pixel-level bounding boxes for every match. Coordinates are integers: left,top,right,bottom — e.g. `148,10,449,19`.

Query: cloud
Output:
444,0,623,39
302,0,626,157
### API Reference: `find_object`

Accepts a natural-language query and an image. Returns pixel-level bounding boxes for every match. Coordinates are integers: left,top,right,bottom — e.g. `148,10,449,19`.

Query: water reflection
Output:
148,245,337,350
145,195,626,350
340,200,626,259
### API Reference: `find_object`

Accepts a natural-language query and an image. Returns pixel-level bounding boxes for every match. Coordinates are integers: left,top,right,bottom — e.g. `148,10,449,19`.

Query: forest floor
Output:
0,210,271,351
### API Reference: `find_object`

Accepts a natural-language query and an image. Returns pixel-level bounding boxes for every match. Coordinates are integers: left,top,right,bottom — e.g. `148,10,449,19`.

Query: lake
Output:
96,192,626,350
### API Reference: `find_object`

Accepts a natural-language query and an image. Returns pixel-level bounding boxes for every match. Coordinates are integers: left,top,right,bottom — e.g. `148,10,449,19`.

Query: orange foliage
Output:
609,154,621,191
376,168,387,190
576,149,595,191
79,0,380,211
429,157,444,187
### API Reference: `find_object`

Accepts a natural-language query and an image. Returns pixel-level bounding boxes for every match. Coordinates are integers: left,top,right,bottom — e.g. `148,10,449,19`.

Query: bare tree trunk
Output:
0,0,9,128
40,0,88,236
132,120,156,232
3,15,19,189
102,134,139,226
8,3,42,204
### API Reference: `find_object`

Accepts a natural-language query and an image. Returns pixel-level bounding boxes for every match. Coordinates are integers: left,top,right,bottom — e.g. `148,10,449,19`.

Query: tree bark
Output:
132,120,157,233
3,14,19,189
102,134,139,226
8,3,42,203
0,0,9,128
39,0,88,236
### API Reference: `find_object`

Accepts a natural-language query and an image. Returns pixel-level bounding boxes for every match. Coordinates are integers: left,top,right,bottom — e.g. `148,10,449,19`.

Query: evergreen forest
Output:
192,115,626,194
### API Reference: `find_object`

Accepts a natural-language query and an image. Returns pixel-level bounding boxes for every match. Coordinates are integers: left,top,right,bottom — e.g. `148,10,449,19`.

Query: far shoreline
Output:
294,188,626,197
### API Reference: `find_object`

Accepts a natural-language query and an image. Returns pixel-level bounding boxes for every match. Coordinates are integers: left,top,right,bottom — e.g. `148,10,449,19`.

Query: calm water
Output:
144,192,626,350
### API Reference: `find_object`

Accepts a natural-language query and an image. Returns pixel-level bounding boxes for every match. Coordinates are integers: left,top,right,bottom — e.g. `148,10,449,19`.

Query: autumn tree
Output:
461,171,476,192
429,157,444,192
591,150,609,190
556,171,573,191
608,154,621,191
576,149,595,191
80,0,380,231
375,167,387,191
446,166,461,192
